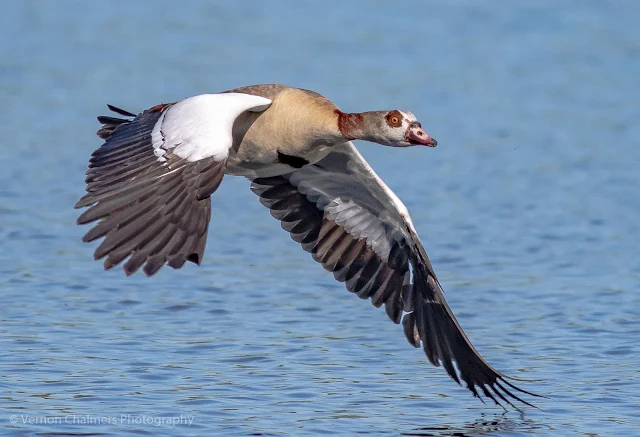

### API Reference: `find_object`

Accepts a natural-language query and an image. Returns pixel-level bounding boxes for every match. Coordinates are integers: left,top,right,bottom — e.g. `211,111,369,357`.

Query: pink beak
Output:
406,123,437,147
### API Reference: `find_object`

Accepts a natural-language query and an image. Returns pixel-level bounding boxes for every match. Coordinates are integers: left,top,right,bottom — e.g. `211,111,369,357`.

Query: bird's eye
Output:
386,111,403,127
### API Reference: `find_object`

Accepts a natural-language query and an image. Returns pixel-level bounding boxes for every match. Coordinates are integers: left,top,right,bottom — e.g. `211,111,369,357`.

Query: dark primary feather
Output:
106,104,137,117
76,105,226,276
95,105,135,139
250,142,540,410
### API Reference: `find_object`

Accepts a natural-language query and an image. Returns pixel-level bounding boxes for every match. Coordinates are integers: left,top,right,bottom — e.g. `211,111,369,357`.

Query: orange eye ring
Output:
390,116,399,125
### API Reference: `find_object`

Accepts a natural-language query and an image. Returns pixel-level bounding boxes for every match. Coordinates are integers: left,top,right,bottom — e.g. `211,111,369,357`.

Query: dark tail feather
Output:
96,105,138,139
107,104,137,117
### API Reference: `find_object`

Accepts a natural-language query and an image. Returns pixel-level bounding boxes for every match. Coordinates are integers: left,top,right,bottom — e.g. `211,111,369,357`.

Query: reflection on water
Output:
403,414,550,436
1,0,639,436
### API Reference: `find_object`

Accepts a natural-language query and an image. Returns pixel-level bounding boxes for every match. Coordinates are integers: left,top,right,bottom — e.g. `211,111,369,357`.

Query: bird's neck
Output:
335,110,377,142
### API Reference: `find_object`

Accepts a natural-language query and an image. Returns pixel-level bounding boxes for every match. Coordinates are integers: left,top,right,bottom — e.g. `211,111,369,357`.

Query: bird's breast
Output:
225,96,341,178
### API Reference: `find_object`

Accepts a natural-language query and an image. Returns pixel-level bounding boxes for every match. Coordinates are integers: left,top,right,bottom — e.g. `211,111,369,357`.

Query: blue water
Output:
1,1,639,435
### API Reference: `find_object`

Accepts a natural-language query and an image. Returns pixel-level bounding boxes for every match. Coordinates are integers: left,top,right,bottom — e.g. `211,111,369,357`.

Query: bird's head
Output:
337,109,437,148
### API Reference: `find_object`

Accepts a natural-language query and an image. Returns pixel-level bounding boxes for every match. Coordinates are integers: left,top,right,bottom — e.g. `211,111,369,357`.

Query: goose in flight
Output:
75,84,539,409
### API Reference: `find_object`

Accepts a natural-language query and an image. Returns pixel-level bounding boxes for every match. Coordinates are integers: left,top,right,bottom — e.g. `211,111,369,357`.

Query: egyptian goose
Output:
76,84,539,409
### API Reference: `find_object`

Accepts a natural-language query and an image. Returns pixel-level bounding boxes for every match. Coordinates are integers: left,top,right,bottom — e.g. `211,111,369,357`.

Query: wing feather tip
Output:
186,252,202,266
106,104,137,117
123,266,138,277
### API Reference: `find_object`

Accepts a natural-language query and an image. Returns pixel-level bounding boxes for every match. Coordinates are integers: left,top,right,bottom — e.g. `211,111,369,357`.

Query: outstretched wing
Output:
250,142,539,409
76,93,271,276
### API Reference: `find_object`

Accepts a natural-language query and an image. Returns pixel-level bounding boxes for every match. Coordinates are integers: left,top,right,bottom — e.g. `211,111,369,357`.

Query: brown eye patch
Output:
385,110,403,128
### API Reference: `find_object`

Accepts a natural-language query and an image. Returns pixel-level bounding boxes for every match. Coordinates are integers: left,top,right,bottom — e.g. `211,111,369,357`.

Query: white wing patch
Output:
152,93,271,162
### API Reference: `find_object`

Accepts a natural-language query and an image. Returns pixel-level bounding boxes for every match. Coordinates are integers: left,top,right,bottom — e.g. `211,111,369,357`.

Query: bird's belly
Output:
225,141,334,178
225,159,294,178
